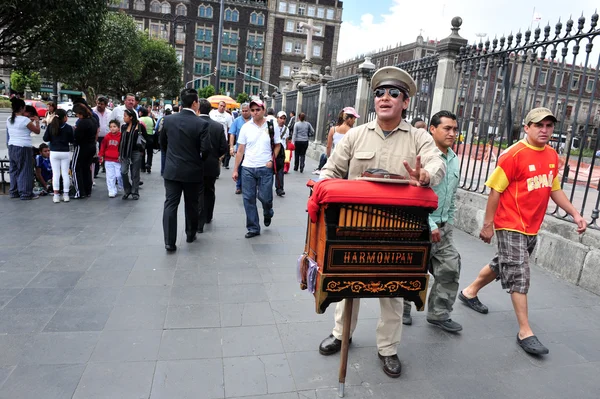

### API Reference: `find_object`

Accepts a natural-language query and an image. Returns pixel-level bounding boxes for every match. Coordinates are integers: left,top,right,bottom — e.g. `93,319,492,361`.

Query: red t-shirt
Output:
485,140,561,235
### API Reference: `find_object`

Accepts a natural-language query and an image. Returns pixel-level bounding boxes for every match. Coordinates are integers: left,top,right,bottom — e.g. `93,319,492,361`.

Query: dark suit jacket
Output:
199,115,228,177
161,109,211,182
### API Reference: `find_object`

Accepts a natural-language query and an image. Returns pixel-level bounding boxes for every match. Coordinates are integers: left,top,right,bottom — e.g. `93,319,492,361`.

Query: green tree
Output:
65,11,143,103
199,85,216,99
7,1,109,99
237,92,250,104
10,70,41,94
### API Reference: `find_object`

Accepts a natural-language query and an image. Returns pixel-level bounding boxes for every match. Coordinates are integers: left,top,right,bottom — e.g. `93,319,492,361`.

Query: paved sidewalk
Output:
0,156,599,399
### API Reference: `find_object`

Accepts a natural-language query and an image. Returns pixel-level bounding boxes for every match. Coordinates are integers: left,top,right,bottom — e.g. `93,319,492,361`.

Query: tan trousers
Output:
331,297,404,356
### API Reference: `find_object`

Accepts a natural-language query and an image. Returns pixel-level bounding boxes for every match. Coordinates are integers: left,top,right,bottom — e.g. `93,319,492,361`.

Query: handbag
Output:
267,120,285,174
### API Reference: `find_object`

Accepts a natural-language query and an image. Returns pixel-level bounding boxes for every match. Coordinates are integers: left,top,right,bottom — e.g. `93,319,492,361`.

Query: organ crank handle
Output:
338,299,353,397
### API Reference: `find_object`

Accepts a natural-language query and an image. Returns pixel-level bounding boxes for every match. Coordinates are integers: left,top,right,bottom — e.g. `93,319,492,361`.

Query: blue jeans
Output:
241,166,274,233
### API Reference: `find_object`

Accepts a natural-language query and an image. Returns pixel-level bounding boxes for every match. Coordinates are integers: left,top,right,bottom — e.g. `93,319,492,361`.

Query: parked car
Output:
57,101,74,117
24,100,48,118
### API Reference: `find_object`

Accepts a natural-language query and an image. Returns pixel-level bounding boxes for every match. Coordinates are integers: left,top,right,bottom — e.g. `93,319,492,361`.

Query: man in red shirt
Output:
459,107,586,355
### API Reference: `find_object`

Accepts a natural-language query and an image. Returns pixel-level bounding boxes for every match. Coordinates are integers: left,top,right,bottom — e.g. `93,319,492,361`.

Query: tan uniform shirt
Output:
320,118,446,186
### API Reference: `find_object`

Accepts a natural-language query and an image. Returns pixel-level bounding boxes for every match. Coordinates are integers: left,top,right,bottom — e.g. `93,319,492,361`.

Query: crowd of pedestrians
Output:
5,64,589,380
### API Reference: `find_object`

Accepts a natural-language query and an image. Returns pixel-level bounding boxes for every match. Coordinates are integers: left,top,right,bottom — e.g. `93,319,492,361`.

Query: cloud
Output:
337,0,598,63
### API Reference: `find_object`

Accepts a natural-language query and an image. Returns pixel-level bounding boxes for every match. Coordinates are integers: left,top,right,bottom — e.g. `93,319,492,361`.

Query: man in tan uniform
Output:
317,66,445,377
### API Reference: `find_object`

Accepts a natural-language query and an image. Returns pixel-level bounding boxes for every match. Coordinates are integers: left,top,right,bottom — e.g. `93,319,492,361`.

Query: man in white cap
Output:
232,99,281,238
274,110,289,196
459,107,587,355
317,66,446,378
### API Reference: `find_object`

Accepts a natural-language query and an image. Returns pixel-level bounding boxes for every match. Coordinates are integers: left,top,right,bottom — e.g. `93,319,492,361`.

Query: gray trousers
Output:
121,150,142,195
405,224,461,320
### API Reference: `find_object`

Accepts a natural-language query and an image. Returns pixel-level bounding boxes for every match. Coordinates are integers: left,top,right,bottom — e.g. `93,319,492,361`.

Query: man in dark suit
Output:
198,99,228,233
161,89,211,252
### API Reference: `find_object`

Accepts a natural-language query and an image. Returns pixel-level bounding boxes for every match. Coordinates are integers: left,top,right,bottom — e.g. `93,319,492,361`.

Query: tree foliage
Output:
10,70,41,93
198,85,216,99
4,1,108,86
236,92,250,104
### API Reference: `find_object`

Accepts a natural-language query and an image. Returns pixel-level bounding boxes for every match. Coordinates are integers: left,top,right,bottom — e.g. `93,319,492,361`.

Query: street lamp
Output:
246,43,263,96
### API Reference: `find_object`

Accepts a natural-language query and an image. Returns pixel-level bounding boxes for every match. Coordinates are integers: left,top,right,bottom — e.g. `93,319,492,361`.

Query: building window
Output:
538,70,547,85
112,0,129,8
278,1,287,12
248,33,264,48
586,77,595,93
223,31,239,45
161,1,170,14
554,72,564,87
384,57,388,66
175,4,187,16
134,19,145,31
326,9,334,20
225,9,239,22
313,44,321,58
298,5,305,15
250,12,265,26
307,6,315,17
176,49,183,62
284,41,292,53
198,4,213,18
314,24,323,36
195,62,211,75
286,21,294,32
195,44,212,59
196,27,212,42
150,20,168,40
282,65,291,77
288,3,296,14
393,55,398,64
150,0,160,12
134,0,145,11
317,7,325,18
571,74,580,90
296,22,303,33
294,42,302,54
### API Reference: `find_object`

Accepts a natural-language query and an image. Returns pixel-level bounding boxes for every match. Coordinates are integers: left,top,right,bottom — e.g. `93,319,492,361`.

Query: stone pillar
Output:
354,57,376,126
281,83,289,112
431,17,468,114
315,67,333,143
296,82,306,115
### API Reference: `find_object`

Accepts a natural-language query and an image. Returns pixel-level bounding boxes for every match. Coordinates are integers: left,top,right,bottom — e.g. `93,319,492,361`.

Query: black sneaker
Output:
264,215,272,227
427,318,463,332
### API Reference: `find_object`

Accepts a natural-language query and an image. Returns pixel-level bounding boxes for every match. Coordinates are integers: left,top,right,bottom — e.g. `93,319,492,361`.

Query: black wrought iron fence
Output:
0,157,9,194
451,12,600,228
366,55,439,124
273,93,283,112
324,75,358,144
301,84,321,132
285,90,298,114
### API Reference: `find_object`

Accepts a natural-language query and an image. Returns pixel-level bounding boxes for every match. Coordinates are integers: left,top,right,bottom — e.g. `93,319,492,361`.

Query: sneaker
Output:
427,318,463,332
109,193,116,198
53,194,60,203
63,194,70,202
92,181,96,186
20,195,40,200
264,215,272,227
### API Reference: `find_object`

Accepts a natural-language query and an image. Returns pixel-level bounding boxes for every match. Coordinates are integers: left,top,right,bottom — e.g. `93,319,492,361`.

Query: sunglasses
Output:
374,88,403,99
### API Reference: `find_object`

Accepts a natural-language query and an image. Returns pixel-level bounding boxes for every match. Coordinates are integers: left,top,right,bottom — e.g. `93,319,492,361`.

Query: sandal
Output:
517,334,549,355
458,291,489,314
132,194,139,200
122,193,131,200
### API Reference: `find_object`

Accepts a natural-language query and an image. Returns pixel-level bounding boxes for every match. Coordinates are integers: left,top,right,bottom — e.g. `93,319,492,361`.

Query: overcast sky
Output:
338,0,599,62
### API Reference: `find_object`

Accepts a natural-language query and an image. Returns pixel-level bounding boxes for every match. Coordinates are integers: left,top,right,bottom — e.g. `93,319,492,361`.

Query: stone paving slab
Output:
0,156,599,398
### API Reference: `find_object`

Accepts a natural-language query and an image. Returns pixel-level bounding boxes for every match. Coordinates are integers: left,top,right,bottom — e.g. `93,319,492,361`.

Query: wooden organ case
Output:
299,179,438,396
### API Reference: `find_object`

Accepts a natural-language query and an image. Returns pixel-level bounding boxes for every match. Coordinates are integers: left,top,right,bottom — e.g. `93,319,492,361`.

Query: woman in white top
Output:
7,98,41,199
314,107,360,173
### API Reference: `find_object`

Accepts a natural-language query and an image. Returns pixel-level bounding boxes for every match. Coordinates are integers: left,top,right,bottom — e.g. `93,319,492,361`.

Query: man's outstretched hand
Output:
403,156,430,187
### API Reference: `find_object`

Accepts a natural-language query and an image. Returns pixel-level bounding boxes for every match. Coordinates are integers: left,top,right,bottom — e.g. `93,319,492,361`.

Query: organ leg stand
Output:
338,299,353,397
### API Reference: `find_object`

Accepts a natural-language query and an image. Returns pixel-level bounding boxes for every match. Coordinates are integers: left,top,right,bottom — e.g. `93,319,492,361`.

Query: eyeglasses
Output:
374,88,402,99
250,108,262,112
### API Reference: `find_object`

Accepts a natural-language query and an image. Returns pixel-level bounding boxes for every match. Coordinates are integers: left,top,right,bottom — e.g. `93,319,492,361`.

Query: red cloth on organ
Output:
306,179,438,223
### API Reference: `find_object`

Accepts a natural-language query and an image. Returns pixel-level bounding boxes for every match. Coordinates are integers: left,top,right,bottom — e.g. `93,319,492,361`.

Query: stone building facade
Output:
334,34,437,78
114,0,343,97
